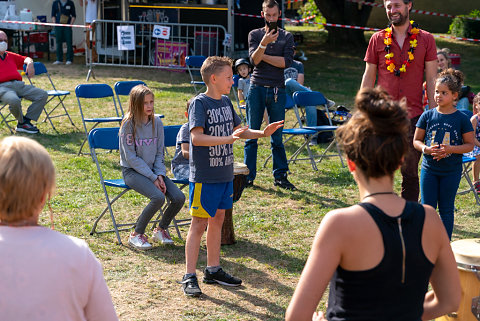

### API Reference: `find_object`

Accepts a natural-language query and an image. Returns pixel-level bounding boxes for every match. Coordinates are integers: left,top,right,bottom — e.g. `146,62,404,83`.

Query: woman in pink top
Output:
0,136,118,321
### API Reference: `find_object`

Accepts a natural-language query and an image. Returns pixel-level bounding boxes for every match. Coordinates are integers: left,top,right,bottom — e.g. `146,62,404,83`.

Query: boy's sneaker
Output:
274,175,297,191
182,274,202,297
52,61,63,65
203,268,242,287
16,122,39,134
475,181,480,194
128,233,152,250
151,228,174,244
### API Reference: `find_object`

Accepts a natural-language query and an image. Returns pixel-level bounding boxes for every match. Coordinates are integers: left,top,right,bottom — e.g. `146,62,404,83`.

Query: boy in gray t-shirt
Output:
182,56,284,298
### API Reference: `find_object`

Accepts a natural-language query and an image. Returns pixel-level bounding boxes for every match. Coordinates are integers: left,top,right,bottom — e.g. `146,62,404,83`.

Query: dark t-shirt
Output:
248,27,294,88
188,93,242,183
417,108,473,175
51,0,76,24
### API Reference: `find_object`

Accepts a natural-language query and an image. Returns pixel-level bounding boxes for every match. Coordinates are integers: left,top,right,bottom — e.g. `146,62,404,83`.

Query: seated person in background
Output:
0,136,118,321
0,30,47,134
171,97,194,181
286,87,461,321
284,46,335,128
235,58,252,108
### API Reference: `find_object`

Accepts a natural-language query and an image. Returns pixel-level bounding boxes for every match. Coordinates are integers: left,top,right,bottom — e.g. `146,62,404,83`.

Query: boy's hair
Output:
336,87,409,179
0,137,55,223
437,48,452,69
200,56,232,85
436,68,464,95
121,84,155,138
262,0,280,11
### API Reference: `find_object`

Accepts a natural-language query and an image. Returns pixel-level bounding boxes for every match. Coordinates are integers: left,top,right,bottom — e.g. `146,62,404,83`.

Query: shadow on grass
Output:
34,131,85,154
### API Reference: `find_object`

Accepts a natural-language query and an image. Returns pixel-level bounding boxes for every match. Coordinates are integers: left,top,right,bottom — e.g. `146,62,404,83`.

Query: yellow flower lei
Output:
384,21,420,76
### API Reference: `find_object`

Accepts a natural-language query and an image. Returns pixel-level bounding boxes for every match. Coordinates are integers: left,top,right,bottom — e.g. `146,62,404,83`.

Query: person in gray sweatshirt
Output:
119,85,185,250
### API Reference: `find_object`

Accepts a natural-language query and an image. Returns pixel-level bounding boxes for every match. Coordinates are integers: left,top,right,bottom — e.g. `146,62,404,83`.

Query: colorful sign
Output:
155,40,188,68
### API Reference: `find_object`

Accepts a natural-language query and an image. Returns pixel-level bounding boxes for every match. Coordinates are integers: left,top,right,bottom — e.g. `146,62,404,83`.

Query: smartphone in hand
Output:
266,21,278,34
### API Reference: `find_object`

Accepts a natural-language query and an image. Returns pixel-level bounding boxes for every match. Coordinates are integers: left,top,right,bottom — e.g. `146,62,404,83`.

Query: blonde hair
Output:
200,56,232,85
120,84,155,139
0,136,55,222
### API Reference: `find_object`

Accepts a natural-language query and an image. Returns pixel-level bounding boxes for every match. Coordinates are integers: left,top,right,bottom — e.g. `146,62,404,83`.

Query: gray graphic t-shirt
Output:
189,93,242,183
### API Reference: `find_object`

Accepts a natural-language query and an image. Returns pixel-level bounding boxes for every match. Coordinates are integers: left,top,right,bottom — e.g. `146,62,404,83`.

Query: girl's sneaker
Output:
152,228,174,244
128,233,152,250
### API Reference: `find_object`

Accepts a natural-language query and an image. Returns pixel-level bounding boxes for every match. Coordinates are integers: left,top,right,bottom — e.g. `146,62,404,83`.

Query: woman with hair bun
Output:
414,68,474,240
286,87,460,321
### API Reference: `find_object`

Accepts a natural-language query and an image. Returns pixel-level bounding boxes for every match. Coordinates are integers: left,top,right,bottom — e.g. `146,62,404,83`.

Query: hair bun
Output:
355,87,408,136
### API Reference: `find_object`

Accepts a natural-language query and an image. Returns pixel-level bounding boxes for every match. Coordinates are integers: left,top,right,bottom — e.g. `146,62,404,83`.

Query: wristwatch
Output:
258,43,266,49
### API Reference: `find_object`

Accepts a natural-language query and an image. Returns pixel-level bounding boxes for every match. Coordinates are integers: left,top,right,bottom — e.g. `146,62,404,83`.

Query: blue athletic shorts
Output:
189,181,233,218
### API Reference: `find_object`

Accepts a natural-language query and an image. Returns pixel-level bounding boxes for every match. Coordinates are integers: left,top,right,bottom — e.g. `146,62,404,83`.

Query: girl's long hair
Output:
120,85,155,142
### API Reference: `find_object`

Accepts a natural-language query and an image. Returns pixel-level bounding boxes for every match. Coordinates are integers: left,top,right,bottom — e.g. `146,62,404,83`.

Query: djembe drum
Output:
437,239,480,321
221,162,249,245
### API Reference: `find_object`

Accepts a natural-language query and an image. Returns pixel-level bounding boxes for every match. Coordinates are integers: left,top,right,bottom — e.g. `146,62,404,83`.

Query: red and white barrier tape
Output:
233,12,480,42
346,0,480,21
0,20,90,29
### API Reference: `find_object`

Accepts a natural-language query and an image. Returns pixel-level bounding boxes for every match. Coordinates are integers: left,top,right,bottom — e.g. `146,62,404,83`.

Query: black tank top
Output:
326,201,434,321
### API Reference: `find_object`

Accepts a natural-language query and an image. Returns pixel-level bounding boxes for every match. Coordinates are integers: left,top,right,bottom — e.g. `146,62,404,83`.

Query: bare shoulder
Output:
322,205,368,230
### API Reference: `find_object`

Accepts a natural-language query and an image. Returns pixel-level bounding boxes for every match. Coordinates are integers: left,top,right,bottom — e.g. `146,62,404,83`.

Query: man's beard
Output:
388,9,409,26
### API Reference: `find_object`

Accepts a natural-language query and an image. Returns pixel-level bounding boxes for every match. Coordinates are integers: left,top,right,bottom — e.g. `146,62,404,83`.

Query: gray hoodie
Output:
119,116,166,182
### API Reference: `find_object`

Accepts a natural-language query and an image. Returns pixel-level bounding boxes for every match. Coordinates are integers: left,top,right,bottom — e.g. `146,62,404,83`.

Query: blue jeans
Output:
244,84,288,181
420,169,462,240
285,78,317,127
54,26,73,62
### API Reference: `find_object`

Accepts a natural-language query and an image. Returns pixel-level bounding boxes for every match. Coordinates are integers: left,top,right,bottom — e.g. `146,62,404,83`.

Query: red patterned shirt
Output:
364,25,437,119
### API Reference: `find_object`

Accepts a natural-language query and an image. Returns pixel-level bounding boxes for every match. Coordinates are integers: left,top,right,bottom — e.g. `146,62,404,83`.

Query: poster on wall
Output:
117,25,135,50
155,39,188,69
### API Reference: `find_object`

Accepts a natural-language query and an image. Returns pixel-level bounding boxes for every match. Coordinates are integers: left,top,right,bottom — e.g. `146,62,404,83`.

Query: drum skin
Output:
437,239,480,321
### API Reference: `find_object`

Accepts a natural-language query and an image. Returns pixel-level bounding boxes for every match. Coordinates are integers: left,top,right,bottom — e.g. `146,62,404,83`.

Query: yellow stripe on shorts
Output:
190,183,211,218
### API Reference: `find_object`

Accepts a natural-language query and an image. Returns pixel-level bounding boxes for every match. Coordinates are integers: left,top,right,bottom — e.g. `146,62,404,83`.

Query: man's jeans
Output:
285,78,317,127
244,84,288,181
55,26,73,62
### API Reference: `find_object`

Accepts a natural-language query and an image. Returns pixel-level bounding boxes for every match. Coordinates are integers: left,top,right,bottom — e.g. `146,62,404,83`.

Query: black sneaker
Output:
203,268,242,287
274,176,296,191
16,122,39,134
181,274,202,297
245,180,254,188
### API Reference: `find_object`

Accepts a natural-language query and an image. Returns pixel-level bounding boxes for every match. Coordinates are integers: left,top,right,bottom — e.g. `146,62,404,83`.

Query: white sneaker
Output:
66,61,72,65
152,228,174,244
52,61,63,65
128,233,152,250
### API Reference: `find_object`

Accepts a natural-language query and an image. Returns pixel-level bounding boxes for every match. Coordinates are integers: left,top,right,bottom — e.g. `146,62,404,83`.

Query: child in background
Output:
171,97,194,181
181,56,284,297
235,58,251,108
119,85,185,249
414,68,474,239
464,93,480,193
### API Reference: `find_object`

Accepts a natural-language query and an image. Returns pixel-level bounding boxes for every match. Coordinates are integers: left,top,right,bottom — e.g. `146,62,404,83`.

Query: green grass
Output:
1,28,480,320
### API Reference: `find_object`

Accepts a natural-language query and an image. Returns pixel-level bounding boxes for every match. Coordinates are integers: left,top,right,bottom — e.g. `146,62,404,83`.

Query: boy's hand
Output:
262,120,284,137
232,126,249,141
312,311,327,321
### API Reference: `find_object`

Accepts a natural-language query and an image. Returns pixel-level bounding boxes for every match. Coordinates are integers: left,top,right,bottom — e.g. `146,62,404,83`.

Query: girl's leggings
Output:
122,167,185,234
420,169,462,240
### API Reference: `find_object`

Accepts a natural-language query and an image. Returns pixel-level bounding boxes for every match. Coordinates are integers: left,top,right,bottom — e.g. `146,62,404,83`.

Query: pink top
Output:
364,25,437,119
0,226,118,321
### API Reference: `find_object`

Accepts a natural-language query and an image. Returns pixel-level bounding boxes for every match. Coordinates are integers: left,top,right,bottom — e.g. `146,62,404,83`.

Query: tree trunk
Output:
314,0,375,46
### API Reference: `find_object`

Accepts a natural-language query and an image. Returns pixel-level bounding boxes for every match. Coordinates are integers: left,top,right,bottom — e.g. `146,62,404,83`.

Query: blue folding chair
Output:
186,55,206,94
75,84,123,155
113,80,147,116
291,91,344,169
457,155,480,206
89,126,191,244
24,62,76,132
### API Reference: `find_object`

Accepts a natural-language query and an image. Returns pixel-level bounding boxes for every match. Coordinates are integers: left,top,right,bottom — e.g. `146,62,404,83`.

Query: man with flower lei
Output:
361,0,438,202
